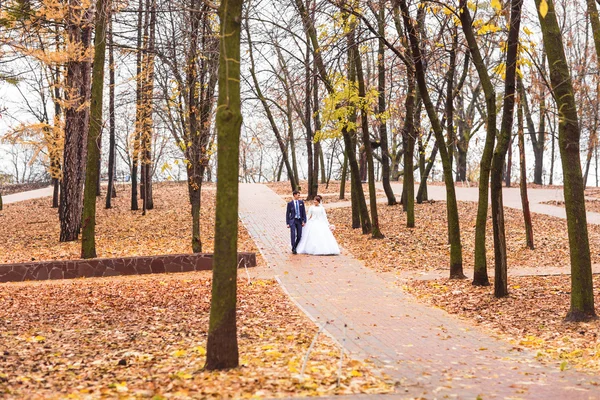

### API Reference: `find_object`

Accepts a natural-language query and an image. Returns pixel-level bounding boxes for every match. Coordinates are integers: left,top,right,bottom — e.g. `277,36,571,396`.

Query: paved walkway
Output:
2,186,53,205
239,183,599,399
384,182,600,224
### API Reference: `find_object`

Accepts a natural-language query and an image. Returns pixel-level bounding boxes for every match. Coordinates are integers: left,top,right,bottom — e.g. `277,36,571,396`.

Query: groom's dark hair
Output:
292,190,300,195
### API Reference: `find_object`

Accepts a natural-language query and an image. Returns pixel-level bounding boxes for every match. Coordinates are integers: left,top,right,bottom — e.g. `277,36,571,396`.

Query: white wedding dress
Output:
296,205,340,255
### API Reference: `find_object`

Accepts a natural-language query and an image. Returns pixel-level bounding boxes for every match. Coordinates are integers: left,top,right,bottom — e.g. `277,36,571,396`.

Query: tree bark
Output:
131,0,144,211
402,70,416,228
399,0,464,278
305,32,316,201
294,0,368,230
60,1,92,242
377,1,396,206
505,136,513,187
517,97,534,249
490,0,522,298
340,150,348,200
518,75,546,186
106,13,117,209
82,0,110,259
141,0,156,212
459,0,496,286
205,0,243,370
352,27,382,238
535,0,596,320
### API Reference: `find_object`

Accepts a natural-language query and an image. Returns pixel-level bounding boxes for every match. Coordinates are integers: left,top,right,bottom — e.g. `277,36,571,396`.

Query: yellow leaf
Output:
539,0,548,18
194,346,206,356
32,335,46,342
172,349,187,357
351,369,363,377
560,360,568,371
115,381,128,393
491,0,501,11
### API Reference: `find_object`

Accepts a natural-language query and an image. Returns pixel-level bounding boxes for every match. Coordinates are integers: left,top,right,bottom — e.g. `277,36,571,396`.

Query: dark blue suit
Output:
286,199,307,251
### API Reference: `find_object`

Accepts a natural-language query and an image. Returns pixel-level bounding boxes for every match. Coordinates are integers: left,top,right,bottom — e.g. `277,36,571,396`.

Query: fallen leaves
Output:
265,180,383,200
0,182,263,266
543,199,600,214
405,276,600,373
326,200,600,272
0,272,392,398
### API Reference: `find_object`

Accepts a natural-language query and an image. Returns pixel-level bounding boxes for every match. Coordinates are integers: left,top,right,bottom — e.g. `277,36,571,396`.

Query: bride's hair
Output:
315,195,322,203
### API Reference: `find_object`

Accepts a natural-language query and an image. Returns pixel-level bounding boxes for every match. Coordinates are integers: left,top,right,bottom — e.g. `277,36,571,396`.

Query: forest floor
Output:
0,182,261,264
0,182,391,398
265,180,384,203
543,199,600,213
0,272,390,398
267,187,600,374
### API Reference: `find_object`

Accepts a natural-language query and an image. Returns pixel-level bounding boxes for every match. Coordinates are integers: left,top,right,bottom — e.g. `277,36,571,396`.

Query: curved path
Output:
2,186,53,205
239,183,598,399
384,182,600,224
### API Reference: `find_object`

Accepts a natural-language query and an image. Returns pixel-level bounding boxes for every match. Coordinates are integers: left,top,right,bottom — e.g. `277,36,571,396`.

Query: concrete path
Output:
2,186,53,205
239,183,599,399
383,182,600,224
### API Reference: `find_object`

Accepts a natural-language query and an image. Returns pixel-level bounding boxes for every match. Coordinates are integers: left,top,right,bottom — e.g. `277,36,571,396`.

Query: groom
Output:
286,190,306,254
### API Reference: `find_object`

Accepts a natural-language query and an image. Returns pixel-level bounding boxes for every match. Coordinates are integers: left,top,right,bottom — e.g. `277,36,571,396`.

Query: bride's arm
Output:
307,206,314,220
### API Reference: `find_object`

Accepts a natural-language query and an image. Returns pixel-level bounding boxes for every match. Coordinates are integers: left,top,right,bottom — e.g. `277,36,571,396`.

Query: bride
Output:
296,195,340,255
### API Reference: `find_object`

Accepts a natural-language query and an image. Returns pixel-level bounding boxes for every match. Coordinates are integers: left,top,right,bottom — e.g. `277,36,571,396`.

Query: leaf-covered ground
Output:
543,199,600,214
326,201,600,272
0,182,262,265
265,180,383,201
0,272,392,398
404,276,600,373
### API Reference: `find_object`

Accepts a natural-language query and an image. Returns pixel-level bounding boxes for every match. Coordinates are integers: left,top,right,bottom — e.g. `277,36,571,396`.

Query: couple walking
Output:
286,190,340,255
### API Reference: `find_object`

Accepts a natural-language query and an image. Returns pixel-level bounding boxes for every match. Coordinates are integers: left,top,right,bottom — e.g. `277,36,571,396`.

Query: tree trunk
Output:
96,135,102,196
340,150,348,200
505,135,513,187
352,28,382,238
584,0,600,189
518,77,545,186
535,0,596,320
346,28,371,234
141,0,156,212
82,0,110,259
60,1,92,242
131,0,143,211
377,1,396,206
459,0,496,286
288,109,300,189
52,177,59,208
305,38,316,201
293,0,368,229
402,70,416,228
247,24,297,192
186,0,202,253
517,99,534,249
400,0,464,278
106,14,117,209
490,0,522,298
205,0,243,370
314,74,325,187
